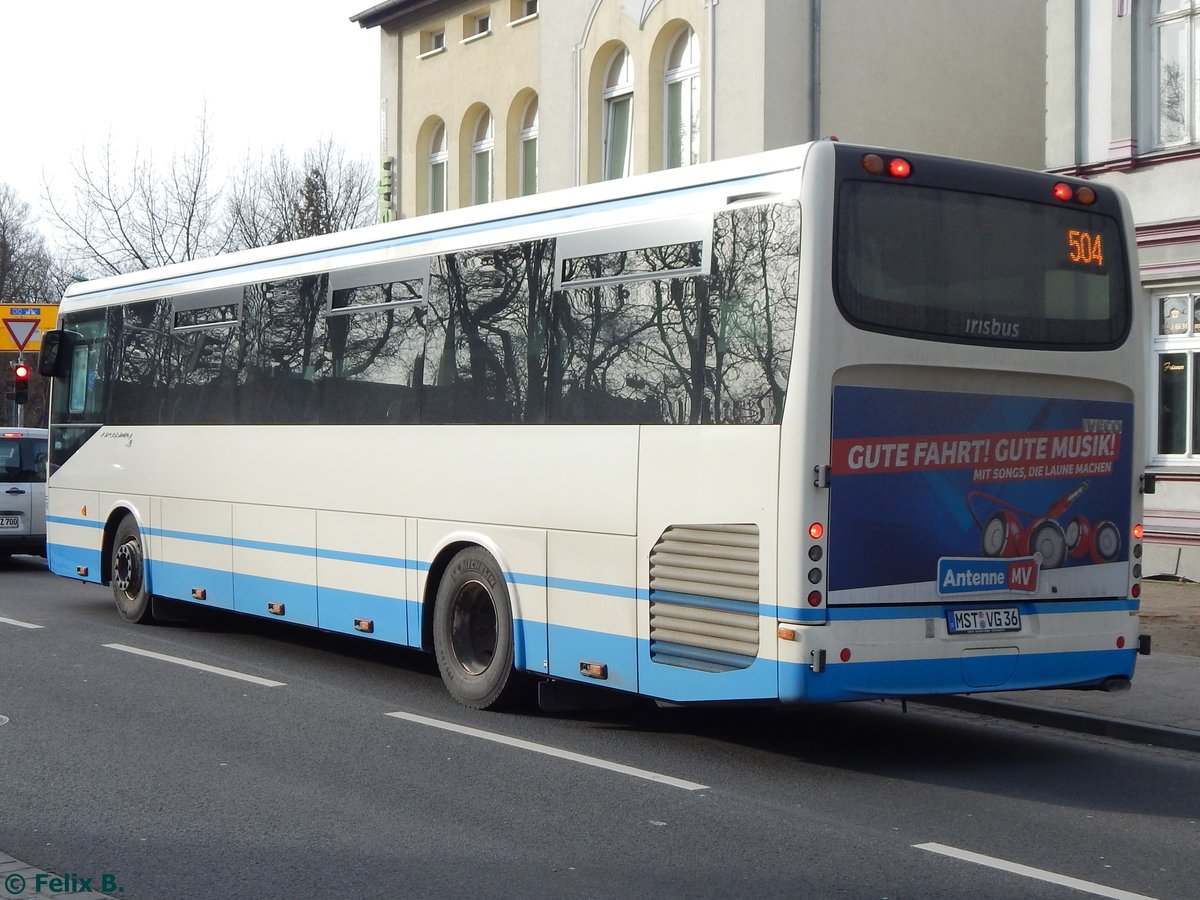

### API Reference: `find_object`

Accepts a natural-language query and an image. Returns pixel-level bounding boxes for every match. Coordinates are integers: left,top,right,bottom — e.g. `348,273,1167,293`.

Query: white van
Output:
0,427,48,557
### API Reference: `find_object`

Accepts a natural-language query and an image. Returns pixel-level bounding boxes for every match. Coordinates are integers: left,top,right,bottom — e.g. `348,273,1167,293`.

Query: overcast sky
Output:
0,0,381,236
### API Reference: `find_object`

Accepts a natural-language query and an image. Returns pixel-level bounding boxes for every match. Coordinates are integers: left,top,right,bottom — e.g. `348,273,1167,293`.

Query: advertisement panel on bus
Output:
828,386,1133,605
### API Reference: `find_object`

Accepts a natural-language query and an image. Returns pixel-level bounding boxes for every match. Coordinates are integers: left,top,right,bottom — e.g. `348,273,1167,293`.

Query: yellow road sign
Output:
0,305,58,353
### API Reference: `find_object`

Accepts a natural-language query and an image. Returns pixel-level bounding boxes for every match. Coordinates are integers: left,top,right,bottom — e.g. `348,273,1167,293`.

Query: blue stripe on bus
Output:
649,589,760,616
824,598,1139,620
50,516,1137,625
47,515,103,529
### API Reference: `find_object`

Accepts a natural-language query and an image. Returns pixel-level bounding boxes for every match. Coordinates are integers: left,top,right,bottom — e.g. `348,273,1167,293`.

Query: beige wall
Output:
389,1,542,218
364,0,1047,219
817,0,1045,168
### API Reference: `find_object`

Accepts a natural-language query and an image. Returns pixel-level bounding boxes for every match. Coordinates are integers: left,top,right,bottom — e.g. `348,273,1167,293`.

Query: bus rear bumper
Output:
781,647,1138,704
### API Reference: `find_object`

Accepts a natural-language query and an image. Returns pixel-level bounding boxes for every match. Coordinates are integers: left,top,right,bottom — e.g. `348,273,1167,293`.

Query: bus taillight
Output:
1132,523,1144,540
860,154,912,178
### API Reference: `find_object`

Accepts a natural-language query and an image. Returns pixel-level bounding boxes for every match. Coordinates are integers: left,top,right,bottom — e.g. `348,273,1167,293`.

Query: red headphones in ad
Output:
969,481,1120,569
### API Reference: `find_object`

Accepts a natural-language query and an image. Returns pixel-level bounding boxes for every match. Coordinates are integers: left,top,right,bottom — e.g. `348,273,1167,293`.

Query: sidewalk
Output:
930,580,1200,752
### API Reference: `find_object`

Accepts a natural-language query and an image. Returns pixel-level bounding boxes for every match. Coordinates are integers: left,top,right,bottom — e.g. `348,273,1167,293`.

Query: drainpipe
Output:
708,0,717,161
810,0,821,140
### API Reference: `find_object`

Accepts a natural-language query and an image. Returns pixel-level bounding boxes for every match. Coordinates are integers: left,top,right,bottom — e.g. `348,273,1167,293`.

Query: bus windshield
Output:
835,180,1131,349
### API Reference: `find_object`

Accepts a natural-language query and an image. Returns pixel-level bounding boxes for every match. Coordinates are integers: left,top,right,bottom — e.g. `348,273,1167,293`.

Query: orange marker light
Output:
861,153,885,175
1077,186,1096,205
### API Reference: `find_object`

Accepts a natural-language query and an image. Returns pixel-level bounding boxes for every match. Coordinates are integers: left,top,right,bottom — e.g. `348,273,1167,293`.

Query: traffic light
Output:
13,363,29,405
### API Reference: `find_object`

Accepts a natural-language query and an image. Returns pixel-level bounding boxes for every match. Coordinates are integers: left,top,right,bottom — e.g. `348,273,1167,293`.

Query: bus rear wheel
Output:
112,517,154,624
433,547,522,710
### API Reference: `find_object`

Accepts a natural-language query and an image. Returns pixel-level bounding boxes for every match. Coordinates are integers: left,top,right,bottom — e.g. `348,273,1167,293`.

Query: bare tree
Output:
0,184,65,425
226,139,376,248
0,184,59,302
43,112,232,276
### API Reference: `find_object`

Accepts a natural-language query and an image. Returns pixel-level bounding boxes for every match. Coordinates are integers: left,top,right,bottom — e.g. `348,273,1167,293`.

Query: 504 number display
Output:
1067,229,1104,266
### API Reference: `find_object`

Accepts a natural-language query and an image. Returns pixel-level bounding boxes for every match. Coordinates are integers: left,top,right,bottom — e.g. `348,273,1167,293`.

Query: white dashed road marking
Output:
388,710,709,791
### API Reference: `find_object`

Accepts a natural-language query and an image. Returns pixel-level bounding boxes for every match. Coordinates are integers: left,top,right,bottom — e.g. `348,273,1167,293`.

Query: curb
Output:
922,695,1200,754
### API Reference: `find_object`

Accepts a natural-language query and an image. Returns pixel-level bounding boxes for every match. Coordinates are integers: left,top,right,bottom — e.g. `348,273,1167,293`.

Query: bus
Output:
38,140,1149,710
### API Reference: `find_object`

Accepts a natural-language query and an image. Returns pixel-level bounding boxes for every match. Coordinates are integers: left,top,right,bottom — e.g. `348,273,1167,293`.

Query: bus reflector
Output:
778,625,797,641
1132,583,1141,598
808,522,824,540
1117,636,1126,649
839,648,852,662
1133,523,1144,540
1053,183,1073,201
888,157,912,178
807,591,822,607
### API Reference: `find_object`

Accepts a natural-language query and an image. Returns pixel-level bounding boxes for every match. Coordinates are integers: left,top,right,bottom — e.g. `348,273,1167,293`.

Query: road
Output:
2,554,1197,899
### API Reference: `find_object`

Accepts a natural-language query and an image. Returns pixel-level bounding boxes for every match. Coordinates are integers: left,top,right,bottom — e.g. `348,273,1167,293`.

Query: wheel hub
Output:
113,541,142,595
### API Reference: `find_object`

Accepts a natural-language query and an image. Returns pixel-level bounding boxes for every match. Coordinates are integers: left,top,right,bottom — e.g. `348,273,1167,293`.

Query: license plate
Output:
947,607,1022,634
0,516,19,529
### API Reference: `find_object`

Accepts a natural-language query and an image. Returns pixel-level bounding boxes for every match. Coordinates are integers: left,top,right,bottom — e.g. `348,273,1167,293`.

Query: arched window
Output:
472,109,494,205
665,27,700,168
519,96,539,196
428,122,447,214
602,47,634,180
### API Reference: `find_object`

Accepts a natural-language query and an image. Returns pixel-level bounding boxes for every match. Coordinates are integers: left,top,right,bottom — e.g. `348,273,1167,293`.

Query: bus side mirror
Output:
38,329,78,379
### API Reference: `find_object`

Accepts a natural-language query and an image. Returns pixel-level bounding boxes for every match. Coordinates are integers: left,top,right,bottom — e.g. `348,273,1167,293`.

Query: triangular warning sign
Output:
3,319,38,350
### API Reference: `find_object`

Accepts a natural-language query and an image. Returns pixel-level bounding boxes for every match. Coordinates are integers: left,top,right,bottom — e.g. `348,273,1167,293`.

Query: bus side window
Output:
424,239,554,424
241,276,327,425
708,202,800,424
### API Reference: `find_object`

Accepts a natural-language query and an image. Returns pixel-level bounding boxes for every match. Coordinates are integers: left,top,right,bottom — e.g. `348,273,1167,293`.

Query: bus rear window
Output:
835,181,1130,348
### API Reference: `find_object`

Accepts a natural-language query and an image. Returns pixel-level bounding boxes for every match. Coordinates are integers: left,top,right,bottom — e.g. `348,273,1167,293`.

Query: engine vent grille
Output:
649,524,760,672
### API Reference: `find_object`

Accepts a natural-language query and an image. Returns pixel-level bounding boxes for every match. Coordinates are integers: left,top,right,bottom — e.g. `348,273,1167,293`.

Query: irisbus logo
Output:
937,556,1039,596
964,316,1020,339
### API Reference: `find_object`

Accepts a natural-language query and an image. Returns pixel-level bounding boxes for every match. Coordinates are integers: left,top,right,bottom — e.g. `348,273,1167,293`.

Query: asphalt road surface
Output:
2,555,1197,899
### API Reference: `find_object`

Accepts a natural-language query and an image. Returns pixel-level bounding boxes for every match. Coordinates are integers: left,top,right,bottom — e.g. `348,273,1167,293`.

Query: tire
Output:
111,517,155,624
433,547,523,710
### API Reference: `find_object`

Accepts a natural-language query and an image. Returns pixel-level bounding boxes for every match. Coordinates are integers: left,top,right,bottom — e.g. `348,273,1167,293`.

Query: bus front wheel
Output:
433,547,522,710
111,517,154,624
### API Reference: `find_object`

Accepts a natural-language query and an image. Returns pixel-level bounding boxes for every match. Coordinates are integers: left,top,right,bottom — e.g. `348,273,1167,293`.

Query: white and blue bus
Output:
39,140,1149,709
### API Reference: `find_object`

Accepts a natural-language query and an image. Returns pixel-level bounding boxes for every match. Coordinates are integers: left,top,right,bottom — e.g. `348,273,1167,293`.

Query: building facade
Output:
1046,0,1200,577
352,0,1046,220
